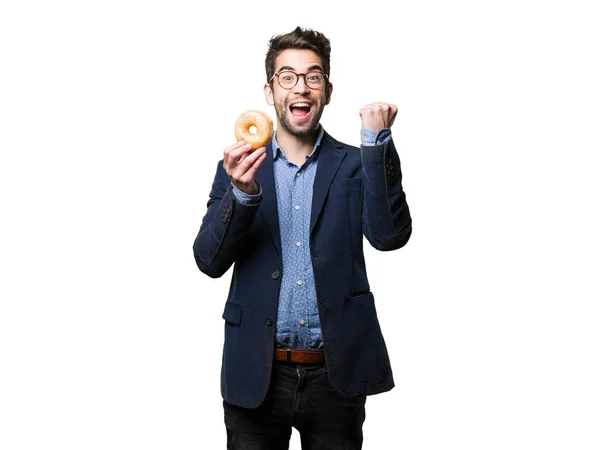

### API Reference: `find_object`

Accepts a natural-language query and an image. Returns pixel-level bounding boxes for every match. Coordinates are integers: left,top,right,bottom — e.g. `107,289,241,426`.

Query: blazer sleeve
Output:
360,137,412,251
192,160,261,278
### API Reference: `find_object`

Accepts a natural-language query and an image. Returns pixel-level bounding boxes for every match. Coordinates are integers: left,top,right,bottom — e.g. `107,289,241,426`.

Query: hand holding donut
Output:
225,110,273,195
224,141,267,195
359,102,398,133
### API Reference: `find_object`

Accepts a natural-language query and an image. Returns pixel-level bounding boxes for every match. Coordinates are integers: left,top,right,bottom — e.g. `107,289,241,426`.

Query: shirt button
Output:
300,319,306,326
296,172,301,177
296,241,301,247
271,271,281,280
295,205,300,210
265,316,273,326
297,280,303,286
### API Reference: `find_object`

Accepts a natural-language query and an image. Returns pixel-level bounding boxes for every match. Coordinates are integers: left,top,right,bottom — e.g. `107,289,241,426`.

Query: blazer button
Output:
265,316,273,326
271,270,280,280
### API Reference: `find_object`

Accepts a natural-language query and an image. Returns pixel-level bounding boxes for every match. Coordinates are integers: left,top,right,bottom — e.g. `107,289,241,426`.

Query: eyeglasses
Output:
269,71,328,90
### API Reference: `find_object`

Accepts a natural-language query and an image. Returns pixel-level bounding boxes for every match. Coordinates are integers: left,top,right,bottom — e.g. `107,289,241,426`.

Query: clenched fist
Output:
359,102,398,134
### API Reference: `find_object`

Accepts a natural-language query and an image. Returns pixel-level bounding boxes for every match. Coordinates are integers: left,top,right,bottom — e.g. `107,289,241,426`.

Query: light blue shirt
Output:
232,126,391,349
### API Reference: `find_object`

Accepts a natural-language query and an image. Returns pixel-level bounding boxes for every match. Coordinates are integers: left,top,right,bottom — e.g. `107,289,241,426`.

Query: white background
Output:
1,0,599,449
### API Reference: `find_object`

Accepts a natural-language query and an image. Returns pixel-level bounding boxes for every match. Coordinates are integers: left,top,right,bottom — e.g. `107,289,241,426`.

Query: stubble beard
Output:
275,101,324,138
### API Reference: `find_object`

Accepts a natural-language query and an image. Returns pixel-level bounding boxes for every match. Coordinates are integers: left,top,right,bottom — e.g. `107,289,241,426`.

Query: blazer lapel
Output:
310,133,347,234
256,142,282,256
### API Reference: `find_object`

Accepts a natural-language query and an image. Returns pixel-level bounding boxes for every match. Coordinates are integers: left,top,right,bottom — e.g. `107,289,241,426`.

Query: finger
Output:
239,151,267,184
232,147,266,176
224,140,247,157
362,102,396,113
359,106,379,122
228,147,266,182
225,143,253,169
243,146,267,167
223,140,247,168
360,104,384,118
367,102,394,108
387,104,398,123
224,140,251,158
359,106,376,118
229,143,254,165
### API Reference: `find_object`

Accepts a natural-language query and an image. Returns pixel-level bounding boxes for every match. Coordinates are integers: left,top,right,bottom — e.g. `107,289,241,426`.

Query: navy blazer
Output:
193,132,412,408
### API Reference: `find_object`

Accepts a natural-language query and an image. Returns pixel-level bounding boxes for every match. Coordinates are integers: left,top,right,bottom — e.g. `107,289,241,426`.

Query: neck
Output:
275,125,319,166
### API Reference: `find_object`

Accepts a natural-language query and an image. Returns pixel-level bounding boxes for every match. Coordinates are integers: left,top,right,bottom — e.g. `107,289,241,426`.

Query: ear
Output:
264,83,274,106
325,82,333,105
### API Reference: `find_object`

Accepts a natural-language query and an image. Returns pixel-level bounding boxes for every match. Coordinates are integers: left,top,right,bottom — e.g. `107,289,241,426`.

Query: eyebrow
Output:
278,64,323,73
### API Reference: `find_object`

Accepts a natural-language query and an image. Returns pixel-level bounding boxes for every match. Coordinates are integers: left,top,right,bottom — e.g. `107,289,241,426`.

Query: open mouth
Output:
289,102,313,120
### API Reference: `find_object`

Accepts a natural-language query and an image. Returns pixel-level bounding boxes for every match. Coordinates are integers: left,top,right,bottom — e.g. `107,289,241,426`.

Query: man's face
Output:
264,49,333,138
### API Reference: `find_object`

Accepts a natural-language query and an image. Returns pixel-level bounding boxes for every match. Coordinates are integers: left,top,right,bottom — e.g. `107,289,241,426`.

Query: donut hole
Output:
248,125,257,135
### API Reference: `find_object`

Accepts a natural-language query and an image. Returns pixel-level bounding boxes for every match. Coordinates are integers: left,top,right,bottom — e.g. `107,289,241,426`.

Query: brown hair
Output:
265,26,331,84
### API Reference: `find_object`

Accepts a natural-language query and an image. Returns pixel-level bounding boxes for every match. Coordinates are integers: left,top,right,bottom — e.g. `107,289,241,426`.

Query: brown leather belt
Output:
274,348,325,364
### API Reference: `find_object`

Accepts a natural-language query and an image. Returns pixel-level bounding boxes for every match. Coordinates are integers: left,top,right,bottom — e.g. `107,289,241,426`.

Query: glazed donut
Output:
234,109,274,150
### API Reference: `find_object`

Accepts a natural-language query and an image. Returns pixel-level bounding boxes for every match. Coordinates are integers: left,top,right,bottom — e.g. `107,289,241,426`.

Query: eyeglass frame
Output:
269,70,329,90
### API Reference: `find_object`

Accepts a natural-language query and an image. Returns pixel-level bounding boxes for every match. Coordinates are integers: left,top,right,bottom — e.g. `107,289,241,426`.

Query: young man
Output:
193,26,412,449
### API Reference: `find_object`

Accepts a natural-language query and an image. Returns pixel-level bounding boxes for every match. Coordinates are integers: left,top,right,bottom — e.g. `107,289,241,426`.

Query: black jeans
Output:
224,361,366,449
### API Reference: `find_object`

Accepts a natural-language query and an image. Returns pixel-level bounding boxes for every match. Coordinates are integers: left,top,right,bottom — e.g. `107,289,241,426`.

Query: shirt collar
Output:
271,125,325,161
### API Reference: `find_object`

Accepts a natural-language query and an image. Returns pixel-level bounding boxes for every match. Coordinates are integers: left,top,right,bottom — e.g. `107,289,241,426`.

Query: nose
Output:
292,74,310,94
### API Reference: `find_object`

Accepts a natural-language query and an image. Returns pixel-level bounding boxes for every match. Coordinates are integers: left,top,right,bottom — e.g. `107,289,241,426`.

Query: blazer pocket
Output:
222,302,243,326
343,291,372,316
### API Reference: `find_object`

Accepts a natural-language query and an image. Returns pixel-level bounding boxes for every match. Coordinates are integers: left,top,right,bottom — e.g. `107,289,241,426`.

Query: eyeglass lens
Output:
278,71,325,89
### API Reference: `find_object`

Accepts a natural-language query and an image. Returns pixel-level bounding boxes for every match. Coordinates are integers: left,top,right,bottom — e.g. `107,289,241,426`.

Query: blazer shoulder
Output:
322,132,360,154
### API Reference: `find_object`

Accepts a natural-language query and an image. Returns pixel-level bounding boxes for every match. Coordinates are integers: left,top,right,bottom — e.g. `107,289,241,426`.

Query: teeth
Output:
291,103,310,108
